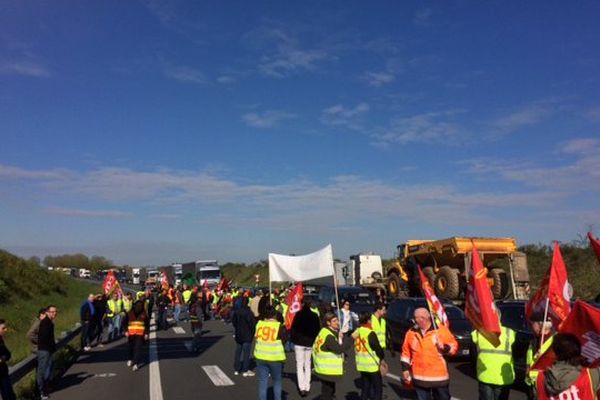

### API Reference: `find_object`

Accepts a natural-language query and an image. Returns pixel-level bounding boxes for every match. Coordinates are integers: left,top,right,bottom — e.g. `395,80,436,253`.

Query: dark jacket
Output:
93,298,106,322
290,305,321,347
0,336,11,377
543,361,600,397
80,300,94,321
37,318,56,353
232,305,256,344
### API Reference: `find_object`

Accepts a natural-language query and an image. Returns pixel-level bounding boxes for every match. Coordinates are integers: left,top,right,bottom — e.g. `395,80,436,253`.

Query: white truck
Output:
171,263,183,286
79,268,91,279
348,254,384,286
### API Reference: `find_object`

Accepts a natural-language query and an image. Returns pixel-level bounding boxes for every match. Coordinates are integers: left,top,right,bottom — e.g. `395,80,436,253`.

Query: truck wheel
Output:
434,266,460,300
422,267,436,287
489,268,509,299
387,272,400,297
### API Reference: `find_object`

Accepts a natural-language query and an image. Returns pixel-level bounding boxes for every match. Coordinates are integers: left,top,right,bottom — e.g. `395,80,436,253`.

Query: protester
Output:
80,294,95,351
189,295,204,352
126,300,149,371
232,296,256,376
250,290,263,319
258,291,270,320
401,307,457,400
254,305,286,400
371,303,387,351
106,292,123,343
26,308,46,353
121,293,133,336
526,311,556,398
536,333,600,399
337,300,358,339
37,305,57,400
313,312,352,400
471,315,516,400
156,290,170,331
353,311,385,400
0,319,16,400
172,287,183,323
290,301,321,397
91,294,106,347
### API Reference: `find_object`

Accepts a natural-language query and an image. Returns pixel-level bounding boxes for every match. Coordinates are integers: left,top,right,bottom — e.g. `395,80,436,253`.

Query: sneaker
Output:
132,364,139,371
242,371,255,377
234,371,239,376
83,346,91,351
40,395,50,400
127,360,132,367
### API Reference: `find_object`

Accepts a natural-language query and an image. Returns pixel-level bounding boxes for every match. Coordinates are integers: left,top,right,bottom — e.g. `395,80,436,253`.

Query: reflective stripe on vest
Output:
526,335,554,386
253,320,285,362
371,315,386,349
128,320,145,336
354,326,380,373
311,307,320,317
473,326,515,385
313,328,343,376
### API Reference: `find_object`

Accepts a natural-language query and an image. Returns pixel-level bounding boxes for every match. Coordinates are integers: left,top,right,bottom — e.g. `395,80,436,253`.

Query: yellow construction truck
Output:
386,237,530,301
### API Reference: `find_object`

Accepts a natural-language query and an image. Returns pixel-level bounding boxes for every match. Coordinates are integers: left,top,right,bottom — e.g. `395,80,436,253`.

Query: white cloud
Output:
321,103,369,129
493,100,557,134
45,207,131,218
370,110,464,146
163,65,205,84
149,213,181,219
242,110,296,128
0,165,69,180
363,71,395,87
0,61,50,77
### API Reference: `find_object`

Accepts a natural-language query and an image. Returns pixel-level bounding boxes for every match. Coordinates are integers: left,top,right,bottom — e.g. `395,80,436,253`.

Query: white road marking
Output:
149,314,164,400
201,365,235,386
172,326,185,334
92,373,117,378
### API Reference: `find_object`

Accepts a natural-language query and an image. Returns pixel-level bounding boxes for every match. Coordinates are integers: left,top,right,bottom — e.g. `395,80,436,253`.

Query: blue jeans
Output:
256,360,283,400
174,304,181,321
108,315,121,341
234,342,252,373
36,350,53,394
414,385,451,400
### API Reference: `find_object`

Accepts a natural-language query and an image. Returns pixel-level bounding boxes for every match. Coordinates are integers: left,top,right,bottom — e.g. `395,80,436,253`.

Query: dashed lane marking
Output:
201,365,235,386
149,314,164,400
172,326,186,334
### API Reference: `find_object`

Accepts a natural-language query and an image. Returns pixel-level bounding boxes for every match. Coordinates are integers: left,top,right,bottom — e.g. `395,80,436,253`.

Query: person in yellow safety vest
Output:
121,293,133,336
535,333,600,400
253,305,286,400
471,321,516,400
125,300,149,371
106,292,123,342
313,312,352,400
526,312,556,399
182,285,192,304
371,302,387,350
352,312,385,400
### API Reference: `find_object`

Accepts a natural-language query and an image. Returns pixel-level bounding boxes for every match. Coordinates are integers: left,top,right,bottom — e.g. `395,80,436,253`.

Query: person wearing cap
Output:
526,311,556,398
471,309,516,400
535,333,600,399
313,312,352,400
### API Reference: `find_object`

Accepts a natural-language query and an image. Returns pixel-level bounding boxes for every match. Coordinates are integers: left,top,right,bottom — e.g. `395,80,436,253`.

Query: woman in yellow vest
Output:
353,312,385,400
253,305,286,400
125,300,149,371
313,312,352,400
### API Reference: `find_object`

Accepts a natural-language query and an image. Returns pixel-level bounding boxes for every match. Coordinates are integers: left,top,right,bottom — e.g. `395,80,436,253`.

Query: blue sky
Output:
1,1,599,265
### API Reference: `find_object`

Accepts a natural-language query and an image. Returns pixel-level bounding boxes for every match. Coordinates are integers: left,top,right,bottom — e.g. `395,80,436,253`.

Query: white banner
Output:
268,244,334,282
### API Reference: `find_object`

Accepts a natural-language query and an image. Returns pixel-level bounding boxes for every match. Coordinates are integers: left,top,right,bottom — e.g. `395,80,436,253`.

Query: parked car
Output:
386,297,473,358
495,300,533,383
317,286,377,315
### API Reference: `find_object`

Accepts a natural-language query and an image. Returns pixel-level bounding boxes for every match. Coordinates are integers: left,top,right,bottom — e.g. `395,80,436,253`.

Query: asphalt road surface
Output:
50,316,528,400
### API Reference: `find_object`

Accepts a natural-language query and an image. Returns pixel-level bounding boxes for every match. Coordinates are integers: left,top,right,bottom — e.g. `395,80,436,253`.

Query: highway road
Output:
49,316,528,400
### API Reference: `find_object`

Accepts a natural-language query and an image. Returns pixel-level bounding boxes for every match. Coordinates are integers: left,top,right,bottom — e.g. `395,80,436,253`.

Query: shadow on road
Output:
387,382,417,399
52,371,94,392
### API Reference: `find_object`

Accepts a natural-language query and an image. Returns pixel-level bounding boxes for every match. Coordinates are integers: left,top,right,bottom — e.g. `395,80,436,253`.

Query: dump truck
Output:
386,237,530,301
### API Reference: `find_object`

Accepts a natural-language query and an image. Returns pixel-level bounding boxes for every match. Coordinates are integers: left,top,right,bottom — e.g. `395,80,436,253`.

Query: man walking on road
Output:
471,319,516,400
126,300,149,371
80,294,95,351
254,305,286,400
232,296,256,376
401,307,457,400
37,305,57,400
290,301,321,397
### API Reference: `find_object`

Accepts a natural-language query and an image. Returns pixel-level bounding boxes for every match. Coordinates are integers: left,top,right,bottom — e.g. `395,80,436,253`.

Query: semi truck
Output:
181,260,222,287
171,263,183,286
386,237,530,301
125,267,146,285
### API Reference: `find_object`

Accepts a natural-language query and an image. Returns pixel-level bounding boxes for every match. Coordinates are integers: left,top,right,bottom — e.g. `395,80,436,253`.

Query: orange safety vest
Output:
537,367,597,400
401,325,458,383
127,312,146,336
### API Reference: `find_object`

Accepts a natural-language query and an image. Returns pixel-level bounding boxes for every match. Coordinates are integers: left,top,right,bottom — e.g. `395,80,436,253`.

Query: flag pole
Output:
331,249,341,341
539,297,550,352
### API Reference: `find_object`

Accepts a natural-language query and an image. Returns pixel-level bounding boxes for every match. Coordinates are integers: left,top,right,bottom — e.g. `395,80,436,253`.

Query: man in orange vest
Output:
125,300,149,371
401,307,457,400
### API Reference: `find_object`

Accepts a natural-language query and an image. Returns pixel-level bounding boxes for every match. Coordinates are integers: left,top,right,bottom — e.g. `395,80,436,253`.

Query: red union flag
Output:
217,278,230,292
102,270,123,297
161,271,170,290
417,266,449,328
465,241,501,346
284,282,303,330
532,300,600,371
588,232,600,267
525,242,571,327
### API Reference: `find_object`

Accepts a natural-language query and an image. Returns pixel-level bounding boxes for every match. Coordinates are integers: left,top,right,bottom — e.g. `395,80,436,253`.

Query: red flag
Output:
588,232,600,267
284,282,303,330
525,242,571,327
160,271,169,290
217,278,230,292
417,266,449,328
465,241,501,346
202,279,209,290
532,300,600,371
102,270,123,297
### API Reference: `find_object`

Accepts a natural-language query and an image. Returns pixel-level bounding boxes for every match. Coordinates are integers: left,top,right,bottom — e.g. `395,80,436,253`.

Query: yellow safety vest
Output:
472,326,515,385
310,307,320,317
182,290,192,304
107,299,121,317
313,328,343,376
123,299,133,312
371,315,386,349
253,320,286,362
526,334,554,386
355,326,380,373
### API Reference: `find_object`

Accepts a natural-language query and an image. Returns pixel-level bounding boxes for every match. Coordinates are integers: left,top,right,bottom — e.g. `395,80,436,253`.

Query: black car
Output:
386,297,473,358
317,285,377,315
495,300,533,383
